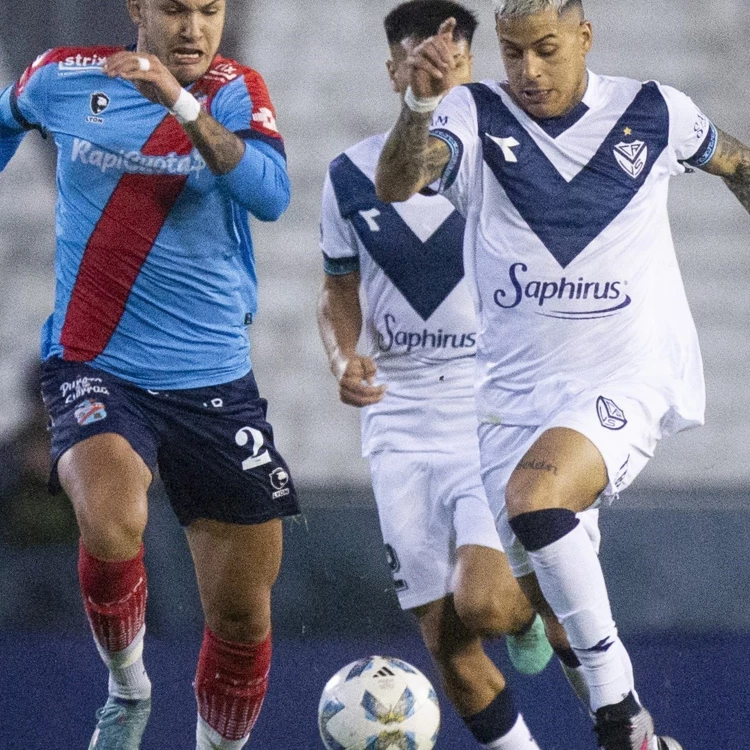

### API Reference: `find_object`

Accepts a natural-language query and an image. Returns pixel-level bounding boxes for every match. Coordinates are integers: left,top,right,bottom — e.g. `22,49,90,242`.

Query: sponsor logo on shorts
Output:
60,377,110,405
493,262,632,320
74,399,108,426
597,396,627,430
385,544,408,593
269,467,290,499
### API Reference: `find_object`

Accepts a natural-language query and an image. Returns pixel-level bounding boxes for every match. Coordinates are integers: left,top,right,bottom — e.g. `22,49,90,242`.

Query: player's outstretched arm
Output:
375,19,456,203
0,88,27,172
317,273,386,408
698,128,750,214
103,51,290,220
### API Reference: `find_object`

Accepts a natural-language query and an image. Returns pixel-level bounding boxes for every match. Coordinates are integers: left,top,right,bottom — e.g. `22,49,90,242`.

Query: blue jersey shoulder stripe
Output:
329,153,466,321
469,81,669,268
235,128,286,159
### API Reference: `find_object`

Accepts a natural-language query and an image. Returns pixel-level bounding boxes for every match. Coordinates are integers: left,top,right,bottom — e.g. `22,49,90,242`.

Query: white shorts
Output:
478,385,671,578
369,447,503,610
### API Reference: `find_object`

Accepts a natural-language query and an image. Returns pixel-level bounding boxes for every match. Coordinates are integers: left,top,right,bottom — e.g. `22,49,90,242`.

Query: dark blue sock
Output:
462,687,518,745
509,508,579,551
554,646,581,668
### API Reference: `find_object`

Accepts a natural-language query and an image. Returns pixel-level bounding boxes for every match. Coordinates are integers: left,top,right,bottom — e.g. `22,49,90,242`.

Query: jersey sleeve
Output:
320,168,360,276
210,70,286,161
659,84,718,168
428,84,480,216
0,86,26,170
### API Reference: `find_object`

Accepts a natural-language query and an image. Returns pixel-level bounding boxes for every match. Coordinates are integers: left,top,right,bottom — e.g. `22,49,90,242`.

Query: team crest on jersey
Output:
613,140,648,179
74,399,108,426
596,396,627,430
90,92,110,115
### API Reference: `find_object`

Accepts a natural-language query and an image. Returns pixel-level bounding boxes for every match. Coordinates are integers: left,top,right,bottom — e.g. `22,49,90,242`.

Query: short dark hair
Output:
384,0,479,47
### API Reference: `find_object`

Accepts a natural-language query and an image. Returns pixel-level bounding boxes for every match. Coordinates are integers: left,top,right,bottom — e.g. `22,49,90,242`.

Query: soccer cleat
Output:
594,701,683,750
505,613,554,675
88,696,151,749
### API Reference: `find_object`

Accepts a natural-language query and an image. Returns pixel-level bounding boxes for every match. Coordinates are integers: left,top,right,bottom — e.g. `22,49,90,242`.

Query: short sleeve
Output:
210,70,286,160
659,84,718,167
428,84,480,215
320,169,360,276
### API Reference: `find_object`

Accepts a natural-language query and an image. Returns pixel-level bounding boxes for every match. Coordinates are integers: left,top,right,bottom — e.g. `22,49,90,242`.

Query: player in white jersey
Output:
374,1,750,748
318,3,563,748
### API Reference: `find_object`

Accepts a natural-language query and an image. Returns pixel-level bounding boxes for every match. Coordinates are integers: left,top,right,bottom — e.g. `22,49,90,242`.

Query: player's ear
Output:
127,0,144,24
386,59,399,93
580,21,593,54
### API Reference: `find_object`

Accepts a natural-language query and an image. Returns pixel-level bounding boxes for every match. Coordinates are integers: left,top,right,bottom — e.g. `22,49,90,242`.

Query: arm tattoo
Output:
376,106,450,201
183,111,245,175
723,161,750,214
701,128,750,214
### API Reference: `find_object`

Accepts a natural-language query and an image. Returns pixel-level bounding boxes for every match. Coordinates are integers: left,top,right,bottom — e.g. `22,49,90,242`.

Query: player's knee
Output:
455,586,532,638
78,510,147,561
206,599,272,644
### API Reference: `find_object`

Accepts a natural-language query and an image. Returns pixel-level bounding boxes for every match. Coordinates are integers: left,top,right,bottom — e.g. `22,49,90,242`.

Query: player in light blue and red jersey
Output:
0,2,297,748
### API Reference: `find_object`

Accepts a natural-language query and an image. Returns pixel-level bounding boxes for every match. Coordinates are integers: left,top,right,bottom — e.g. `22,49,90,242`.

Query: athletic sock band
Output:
509,508,579,551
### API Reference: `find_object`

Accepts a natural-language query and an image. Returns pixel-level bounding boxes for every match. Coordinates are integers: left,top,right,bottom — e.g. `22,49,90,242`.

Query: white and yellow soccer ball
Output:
318,655,441,750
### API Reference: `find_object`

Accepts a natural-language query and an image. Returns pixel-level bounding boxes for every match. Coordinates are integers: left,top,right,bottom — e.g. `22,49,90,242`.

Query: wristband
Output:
169,88,201,125
404,85,443,114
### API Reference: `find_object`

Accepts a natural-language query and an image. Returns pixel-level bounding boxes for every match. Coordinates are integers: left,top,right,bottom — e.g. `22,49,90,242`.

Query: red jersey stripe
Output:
61,115,193,361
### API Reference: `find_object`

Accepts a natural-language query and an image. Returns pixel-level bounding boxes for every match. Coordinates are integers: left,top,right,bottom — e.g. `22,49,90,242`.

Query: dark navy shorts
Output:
41,358,299,527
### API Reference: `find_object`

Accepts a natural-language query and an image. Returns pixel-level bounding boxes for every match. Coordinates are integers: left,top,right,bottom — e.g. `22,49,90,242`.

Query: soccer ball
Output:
318,655,440,750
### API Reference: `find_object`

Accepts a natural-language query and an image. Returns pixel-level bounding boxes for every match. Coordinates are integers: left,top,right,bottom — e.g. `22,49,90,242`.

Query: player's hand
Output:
407,17,458,99
335,355,386,408
103,51,183,110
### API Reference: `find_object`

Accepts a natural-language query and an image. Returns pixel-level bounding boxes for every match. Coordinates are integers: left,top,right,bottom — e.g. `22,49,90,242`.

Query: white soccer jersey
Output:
320,132,480,454
430,72,714,432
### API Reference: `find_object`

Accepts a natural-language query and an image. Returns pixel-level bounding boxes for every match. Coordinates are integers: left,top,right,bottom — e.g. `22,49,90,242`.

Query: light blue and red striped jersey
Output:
0,47,289,389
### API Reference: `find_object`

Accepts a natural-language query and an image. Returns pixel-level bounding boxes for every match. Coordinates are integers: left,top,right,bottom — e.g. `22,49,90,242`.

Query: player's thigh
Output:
369,451,455,611
185,517,282,642
156,370,299,528
479,422,601,579
42,358,158,557
505,426,608,518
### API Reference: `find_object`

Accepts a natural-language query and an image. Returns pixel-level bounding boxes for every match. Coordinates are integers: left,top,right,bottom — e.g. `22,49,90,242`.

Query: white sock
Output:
196,716,250,750
527,522,634,711
93,624,151,700
482,714,540,749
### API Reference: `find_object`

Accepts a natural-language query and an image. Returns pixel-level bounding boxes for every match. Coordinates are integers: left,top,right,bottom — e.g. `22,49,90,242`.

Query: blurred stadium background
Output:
0,1,747,747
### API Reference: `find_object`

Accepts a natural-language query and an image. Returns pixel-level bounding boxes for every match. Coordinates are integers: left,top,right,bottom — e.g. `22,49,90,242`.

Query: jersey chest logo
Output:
613,139,648,178
470,82,669,268
329,154,466,321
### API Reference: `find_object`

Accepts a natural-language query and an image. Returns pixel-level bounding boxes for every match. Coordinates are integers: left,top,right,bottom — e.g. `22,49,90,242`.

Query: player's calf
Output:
194,626,272,750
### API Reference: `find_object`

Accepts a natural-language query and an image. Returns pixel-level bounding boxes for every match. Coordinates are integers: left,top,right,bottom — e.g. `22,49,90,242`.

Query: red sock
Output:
78,541,148,653
195,626,272,741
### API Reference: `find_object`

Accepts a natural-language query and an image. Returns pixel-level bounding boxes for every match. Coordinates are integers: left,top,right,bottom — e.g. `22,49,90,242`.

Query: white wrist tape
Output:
169,88,201,125
404,85,443,114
